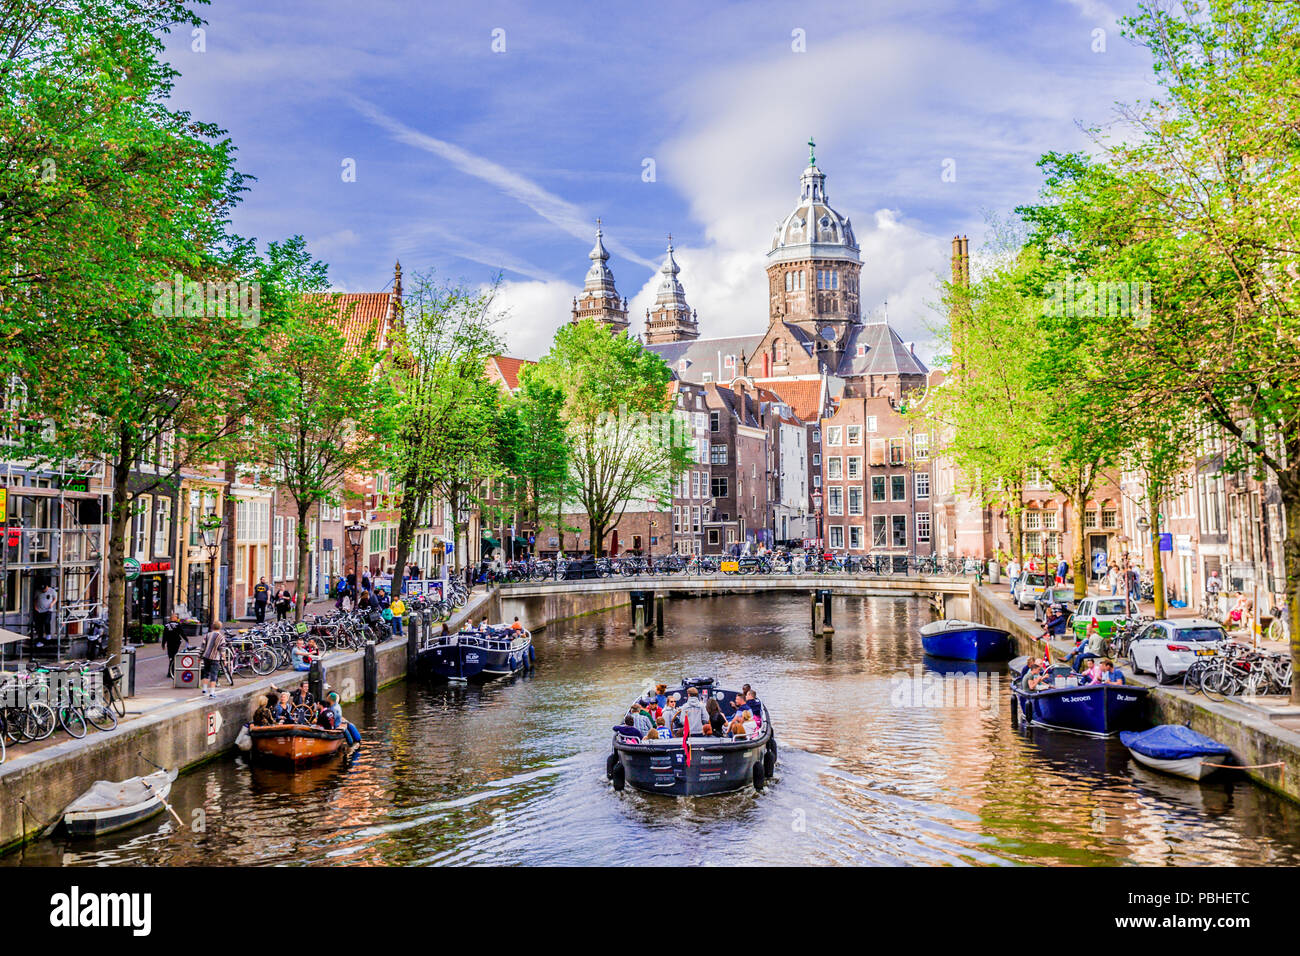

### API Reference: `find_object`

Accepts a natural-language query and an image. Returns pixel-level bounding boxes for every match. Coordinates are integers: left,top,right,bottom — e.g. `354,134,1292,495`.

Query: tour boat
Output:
606,677,776,797
920,619,1013,661
418,624,534,682
1010,657,1149,737
248,723,347,764
62,769,177,837
1120,725,1232,781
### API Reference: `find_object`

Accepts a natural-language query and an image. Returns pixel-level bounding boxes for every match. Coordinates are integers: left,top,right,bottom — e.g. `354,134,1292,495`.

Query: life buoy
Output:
752,760,765,792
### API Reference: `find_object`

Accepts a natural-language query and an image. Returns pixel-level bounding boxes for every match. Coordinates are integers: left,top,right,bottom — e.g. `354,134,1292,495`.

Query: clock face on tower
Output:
820,326,836,341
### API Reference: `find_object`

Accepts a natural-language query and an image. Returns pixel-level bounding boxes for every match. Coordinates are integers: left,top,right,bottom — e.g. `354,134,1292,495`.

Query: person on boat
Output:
654,684,668,709
510,616,523,631
291,680,314,709
644,727,660,740
744,689,761,719
728,715,747,738
327,691,362,746
655,715,671,739
677,687,709,735
615,714,643,740
1088,659,1125,685
251,695,275,726
661,695,678,731
706,698,725,736
1020,660,1053,692
630,705,655,737
313,701,336,730
270,691,292,723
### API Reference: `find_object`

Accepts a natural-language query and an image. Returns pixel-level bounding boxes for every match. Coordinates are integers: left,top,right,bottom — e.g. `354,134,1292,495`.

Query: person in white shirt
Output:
33,584,57,646
1006,559,1021,597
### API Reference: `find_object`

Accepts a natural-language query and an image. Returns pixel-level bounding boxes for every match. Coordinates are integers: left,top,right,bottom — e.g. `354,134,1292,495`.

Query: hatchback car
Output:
1034,585,1079,623
1012,572,1047,609
1071,596,1131,640
1128,619,1227,684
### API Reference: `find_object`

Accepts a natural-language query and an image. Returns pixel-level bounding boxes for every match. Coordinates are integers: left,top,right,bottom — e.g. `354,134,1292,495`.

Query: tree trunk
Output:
294,501,310,623
105,438,132,664
1071,488,1088,601
1282,480,1300,706
1149,495,1167,619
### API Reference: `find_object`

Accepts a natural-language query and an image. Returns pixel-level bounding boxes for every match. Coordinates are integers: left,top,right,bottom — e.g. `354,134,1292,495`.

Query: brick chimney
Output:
950,236,970,286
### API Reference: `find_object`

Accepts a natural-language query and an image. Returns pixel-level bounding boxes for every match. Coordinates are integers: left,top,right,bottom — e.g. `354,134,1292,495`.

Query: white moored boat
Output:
1120,725,1231,781
62,768,178,837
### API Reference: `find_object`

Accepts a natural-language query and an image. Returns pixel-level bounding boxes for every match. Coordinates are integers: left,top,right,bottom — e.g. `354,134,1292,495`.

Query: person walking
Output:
1107,562,1119,597
1055,555,1068,586
1006,557,1021,598
1206,570,1223,617
32,581,57,648
274,588,292,622
163,613,185,678
253,576,270,624
200,626,226,698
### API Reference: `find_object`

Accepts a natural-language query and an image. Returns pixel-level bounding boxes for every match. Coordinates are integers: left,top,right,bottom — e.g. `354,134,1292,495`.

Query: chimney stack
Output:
951,235,970,286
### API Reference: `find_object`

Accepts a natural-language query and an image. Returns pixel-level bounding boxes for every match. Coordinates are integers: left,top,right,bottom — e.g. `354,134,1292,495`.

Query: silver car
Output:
1128,619,1227,684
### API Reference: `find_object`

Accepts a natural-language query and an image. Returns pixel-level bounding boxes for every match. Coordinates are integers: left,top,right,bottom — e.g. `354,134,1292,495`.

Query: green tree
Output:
251,238,396,620
495,373,570,556
530,319,690,557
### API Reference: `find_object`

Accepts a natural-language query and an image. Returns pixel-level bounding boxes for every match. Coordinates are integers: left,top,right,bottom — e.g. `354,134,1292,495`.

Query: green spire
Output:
807,136,816,166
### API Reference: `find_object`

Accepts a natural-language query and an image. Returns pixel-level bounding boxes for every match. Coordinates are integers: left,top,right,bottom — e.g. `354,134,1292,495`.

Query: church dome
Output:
769,142,859,265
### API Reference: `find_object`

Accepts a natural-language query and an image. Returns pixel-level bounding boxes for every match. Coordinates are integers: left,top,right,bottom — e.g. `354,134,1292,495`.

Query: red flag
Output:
1042,642,1051,669
683,715,691,767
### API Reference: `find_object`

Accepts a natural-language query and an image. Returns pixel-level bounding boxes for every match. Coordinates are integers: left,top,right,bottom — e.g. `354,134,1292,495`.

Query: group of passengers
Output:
1021,655,1125,692
457,617,526,637
249,680,362,746
617,683,763,742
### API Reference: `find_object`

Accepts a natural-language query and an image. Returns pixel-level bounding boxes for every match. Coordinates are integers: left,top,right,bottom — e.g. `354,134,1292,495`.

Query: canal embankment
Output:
970,583,1300,804
0,587,500,853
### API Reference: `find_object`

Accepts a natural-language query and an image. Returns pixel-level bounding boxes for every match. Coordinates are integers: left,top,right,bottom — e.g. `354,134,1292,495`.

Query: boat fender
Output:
235,724,252,752
611,762,626,792
528,645,536,666
752,760,766,792
606,752,619,779
764,738,777,777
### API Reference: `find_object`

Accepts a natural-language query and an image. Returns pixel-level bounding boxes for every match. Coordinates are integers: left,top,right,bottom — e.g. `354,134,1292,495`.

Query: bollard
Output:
308,658,325,702
813,602,826,637
632,604,646,639
364,641,378,699
122,644,137,698
406,612,421,677
655,595,665,635
818,589,834,633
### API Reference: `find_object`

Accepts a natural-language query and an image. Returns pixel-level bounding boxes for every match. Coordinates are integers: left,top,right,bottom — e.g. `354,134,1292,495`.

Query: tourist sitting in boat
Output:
291,680,314,709
510,617,523,631
645,727,660,740
1020,660,1053,692
676,687,709,735
655,684,668,708
745,689,761,720
270,691,291,723
327,692,362,746
661,695,678,730
630,706,655,736
1086,659,1126,685
706,699,726,736
656,715,671,738
252,695,276,726
614,715,643,741
313,700,337,730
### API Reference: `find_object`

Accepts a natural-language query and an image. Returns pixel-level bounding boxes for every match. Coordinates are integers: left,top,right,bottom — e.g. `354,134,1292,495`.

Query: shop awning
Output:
482,536,501,549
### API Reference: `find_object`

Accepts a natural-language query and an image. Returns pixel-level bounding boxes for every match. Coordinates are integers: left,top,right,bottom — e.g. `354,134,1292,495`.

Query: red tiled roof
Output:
750,378,823,423
487,355,535,391
304,292,392,352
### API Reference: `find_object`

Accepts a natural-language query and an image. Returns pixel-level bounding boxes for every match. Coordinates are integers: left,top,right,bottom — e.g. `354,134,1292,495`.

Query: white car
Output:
1012,572,1047,609
1128,619,1227,684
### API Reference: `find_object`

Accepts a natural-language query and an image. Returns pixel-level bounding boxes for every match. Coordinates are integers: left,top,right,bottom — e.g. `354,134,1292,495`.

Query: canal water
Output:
10,594,1300,866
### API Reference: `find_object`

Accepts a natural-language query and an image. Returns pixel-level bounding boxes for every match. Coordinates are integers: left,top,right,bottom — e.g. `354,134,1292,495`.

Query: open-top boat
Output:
920,618,1012,661
1010,656,1148,737
1120,724,1232,780
418,623,534,682
605,677,776,797
62,768,177,837
248,723,347,764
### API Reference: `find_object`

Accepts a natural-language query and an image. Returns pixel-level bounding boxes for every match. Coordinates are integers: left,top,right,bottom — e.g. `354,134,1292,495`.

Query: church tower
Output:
642,237,700,344
764,138,862,371
571,221,629,334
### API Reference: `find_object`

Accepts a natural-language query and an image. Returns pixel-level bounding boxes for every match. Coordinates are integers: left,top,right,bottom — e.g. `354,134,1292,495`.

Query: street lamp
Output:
197,513,223,629
346,522,365,586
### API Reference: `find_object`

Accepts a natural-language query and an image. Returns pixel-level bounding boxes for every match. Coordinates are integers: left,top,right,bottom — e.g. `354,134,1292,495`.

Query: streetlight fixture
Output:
346,522,365,587
197,513,223,629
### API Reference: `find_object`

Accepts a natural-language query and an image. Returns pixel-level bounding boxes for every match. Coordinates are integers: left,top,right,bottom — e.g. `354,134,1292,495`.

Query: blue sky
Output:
165,0,1154,360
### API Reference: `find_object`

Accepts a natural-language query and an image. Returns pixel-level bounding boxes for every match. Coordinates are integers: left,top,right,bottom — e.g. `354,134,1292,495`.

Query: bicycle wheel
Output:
1,708,24,745
109,683,126,717
27,701,57,740
59,707,87,738
84,703,118,732
1182,664,1202,696
1200,668,1230,703
251,648,277,676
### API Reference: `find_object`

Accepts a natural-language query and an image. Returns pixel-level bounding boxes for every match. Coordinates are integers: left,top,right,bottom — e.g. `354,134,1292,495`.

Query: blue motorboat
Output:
1010,657,1148,736
920,619,1012,661
418,624,535,682
1120,725,1232,780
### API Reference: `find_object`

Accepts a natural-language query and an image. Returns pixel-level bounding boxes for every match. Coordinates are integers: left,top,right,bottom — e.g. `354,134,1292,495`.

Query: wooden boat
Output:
63,769,177,837
1010,658,1148,737
920,619,1012,661
606,677,776,797
1120,725,1232,780
248,723,347,764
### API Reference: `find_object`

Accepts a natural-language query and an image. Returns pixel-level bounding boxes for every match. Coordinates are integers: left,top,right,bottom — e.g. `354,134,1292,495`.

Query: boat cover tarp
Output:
65,771,171,813
1119,725,1229,760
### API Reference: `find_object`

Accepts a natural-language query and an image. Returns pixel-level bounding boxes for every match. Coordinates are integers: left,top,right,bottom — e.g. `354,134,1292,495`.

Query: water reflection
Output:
7,593,1300,866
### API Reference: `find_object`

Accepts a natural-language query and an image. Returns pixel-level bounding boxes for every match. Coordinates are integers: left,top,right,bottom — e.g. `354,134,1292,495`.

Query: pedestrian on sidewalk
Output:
200,627,226,698
1006,557,1021,597
274,588,292,622
32,581,57,648
163,613,185,677
253,576,270,623
1055,555,1068,586
1107,562,1119,597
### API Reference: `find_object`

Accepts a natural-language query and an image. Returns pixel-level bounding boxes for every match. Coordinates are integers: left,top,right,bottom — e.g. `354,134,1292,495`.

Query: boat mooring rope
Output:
1199,761,1285,771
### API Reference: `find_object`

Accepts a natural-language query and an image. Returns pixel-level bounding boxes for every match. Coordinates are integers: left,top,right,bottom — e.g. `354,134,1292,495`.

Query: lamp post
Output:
197,513,223,629
346,522,365,588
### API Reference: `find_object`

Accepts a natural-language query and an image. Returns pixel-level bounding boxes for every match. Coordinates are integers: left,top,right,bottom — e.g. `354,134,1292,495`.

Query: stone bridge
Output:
496,573,975,632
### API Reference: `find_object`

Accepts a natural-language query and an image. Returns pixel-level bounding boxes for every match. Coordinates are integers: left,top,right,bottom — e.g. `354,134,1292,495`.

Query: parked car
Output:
1012,572,1047,609
1128,619,1227,684
1071,596,1132,641
1034,584,1079,623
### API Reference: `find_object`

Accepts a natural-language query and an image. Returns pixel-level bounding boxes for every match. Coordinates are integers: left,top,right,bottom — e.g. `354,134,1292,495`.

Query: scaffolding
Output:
1,457,106,660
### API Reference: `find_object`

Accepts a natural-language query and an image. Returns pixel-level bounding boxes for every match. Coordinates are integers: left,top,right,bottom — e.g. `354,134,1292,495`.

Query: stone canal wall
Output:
970,585,1300,804
0,588,500,854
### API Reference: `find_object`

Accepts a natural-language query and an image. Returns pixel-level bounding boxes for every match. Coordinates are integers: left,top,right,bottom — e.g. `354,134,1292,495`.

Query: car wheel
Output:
1130,651,1143,674
1154,658,1168,685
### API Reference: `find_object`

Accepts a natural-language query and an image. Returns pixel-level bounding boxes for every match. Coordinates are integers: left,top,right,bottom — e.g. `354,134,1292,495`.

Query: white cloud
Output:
490,279,579,360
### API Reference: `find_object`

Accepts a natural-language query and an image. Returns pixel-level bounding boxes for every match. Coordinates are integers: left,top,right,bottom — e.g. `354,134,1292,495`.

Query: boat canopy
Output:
1120,725,1230,760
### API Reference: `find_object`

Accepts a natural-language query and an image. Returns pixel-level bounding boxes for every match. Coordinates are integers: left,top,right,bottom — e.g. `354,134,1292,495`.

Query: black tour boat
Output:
605,677,776,796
